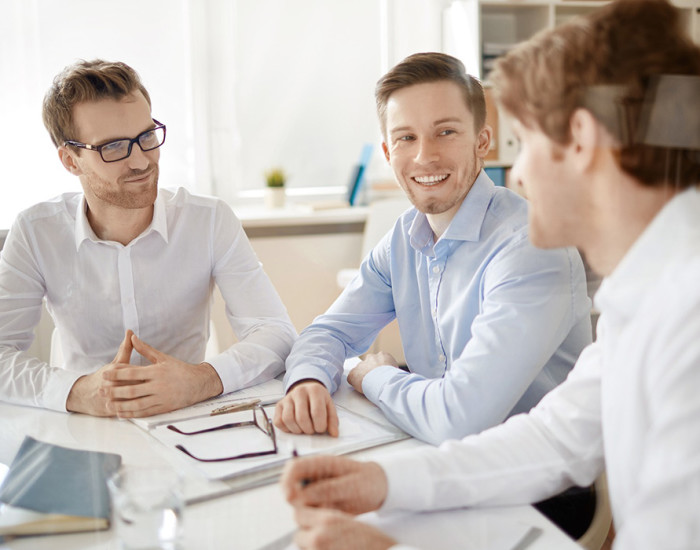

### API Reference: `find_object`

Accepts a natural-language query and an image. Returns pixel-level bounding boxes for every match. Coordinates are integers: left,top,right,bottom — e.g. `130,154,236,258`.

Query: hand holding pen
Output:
280,454,388,515
291,448,312,487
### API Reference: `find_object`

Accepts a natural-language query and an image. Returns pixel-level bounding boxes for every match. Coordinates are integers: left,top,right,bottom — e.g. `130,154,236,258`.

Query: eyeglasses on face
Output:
64,119,166,163
167,404,278,462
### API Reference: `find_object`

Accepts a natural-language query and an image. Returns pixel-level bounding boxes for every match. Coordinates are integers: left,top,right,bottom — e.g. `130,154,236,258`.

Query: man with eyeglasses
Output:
0,59,296,417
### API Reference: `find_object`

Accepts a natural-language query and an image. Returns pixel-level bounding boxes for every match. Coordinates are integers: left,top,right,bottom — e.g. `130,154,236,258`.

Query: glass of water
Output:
108,466,184,550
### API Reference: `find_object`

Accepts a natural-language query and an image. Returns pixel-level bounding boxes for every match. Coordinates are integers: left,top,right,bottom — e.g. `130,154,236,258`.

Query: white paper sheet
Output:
151,404,408,481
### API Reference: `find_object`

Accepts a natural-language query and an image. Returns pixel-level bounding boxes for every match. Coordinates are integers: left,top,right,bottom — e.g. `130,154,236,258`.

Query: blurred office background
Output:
0,0,462,225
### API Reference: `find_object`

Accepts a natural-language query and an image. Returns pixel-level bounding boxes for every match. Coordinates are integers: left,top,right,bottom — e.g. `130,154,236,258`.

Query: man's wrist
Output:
65,377,83,413
287,378,324,394
197,362,224,399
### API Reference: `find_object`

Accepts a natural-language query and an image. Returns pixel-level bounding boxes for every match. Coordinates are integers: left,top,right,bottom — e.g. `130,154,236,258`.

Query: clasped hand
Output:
66,329,222,417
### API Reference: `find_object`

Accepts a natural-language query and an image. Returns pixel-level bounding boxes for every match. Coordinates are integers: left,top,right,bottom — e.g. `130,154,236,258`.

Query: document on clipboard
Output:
134,361,409,500
150,401,407,482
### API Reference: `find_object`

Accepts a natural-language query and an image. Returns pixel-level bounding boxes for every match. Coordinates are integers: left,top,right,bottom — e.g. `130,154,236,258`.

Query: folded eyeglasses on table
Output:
167,403,278,462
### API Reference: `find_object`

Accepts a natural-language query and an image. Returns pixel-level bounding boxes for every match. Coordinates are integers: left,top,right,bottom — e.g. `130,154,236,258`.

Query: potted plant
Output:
264,168,286,209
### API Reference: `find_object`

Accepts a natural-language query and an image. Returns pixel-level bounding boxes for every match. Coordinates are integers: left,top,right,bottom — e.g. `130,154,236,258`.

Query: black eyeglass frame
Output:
64,119,166,163
167,404,278,463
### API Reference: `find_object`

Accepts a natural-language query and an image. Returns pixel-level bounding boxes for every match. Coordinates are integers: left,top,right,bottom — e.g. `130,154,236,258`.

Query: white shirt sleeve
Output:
206,201,297,392
0,218,81,411
377,341,605,513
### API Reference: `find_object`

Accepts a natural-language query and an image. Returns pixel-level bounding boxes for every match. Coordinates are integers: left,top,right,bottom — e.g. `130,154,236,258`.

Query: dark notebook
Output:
0,436,121,538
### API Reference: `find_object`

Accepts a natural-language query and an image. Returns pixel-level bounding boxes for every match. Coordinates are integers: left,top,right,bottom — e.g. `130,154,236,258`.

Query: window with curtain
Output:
188,0,386,205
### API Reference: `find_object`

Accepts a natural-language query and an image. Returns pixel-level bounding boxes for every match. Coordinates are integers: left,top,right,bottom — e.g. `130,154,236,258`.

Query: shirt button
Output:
432,265,440,273
432,309,437,317
438,354,445,362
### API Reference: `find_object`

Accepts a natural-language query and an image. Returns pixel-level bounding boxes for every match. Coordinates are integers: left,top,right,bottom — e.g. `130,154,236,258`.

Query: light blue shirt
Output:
284,171,592,444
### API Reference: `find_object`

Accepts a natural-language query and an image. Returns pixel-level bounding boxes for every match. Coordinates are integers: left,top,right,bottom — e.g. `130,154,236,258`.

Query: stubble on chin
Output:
112,165,159,209
81,162,160,212
119,184,158,209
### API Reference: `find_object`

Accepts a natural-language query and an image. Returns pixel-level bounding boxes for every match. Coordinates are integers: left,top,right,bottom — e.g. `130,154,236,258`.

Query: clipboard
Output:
151,402,407,482
140,361,409,501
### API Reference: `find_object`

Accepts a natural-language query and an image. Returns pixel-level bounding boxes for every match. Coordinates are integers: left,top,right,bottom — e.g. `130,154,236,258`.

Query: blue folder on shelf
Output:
485,166,506,187
347,143,374,206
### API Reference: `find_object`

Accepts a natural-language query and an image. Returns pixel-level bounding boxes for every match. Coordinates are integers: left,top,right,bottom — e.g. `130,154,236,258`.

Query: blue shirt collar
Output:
408,170,495,253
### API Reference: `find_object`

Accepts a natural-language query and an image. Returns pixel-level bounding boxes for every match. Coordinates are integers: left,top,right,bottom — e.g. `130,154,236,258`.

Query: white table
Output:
0,401,580,550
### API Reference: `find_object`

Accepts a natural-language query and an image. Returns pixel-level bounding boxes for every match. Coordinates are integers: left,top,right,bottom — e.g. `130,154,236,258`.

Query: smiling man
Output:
0,59,296,417
275,53,592,444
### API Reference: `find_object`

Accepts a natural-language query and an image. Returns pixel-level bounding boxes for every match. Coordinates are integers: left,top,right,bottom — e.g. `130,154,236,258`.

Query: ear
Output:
569,109,600,173
475,125,493,159
382,141,390,163
57,146,84,176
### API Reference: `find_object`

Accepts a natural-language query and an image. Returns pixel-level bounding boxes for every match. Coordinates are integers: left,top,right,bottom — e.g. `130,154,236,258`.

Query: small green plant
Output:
265,168,286,188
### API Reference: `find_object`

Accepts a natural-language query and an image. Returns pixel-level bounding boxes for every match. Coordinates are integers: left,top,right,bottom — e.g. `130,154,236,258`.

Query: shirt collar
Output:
408,169,495,252
73,192,169,249
595,186,700,320
74,194,98,248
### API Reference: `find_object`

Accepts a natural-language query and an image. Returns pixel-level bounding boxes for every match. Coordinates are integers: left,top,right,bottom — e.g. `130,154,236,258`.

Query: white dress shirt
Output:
377,187,700,549
0,187,296,412
285,171,592,444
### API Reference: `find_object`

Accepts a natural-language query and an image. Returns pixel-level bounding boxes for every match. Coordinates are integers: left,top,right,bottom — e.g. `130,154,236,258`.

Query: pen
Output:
292,448,312,488
210,398,261,416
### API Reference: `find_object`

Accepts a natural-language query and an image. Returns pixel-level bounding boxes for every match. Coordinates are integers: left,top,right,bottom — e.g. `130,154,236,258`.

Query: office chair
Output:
336,196,411,288
535,472,612,550
577,473,613,550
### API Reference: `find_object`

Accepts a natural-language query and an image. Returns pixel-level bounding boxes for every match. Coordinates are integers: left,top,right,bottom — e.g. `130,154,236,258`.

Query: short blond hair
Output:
42,59,151,148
